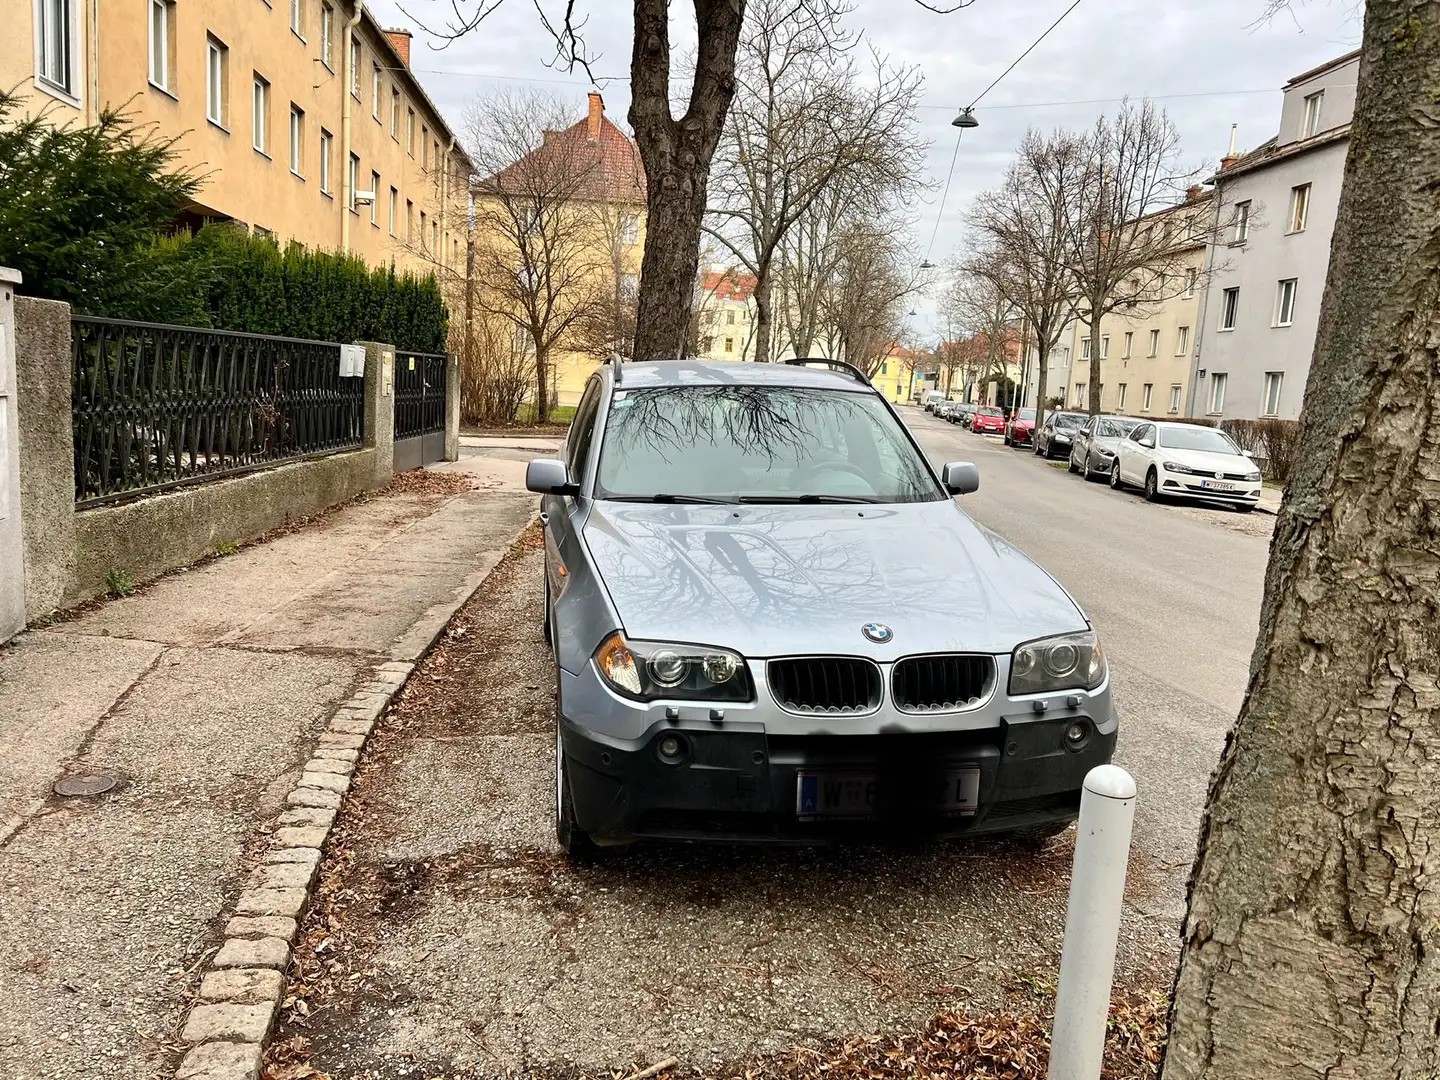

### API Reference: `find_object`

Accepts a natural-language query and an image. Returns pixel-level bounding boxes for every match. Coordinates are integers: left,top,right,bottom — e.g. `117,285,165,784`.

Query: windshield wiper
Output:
604,493,737,504
737,494,878,504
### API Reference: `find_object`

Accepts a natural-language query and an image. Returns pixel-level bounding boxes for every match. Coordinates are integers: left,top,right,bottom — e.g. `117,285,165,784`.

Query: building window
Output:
1148,328,1160,357
432,220,439,254
620,212,639,246
206,36,228,127
1122,331,1132,359
388,186,398,234
422,125,430,167
390,88,400,138
1219,287,1239,331
369,171,379,225
36,0,74,94
724,337,735,353
1169,384,1182,413
1288,184,1311,233
1210,372,1227,414
1101,334,1109,359
290,0,304,39
1176,326,1189,356
1074,383,1086,406
347,152,358,212
406,199,413,242
371,64,381,119
407,108,415,155
433,139,440,171
419,210,428,249
880,362,888,376
726,310,735,325
289,105,304,175
349,37,361,97
1081,338,1091,361
1185,268,1197,298
319,128,332,194
1301,90,1324,138
1275,278,1297,326
149,0,176,93
1263,372,1284,416
1117,383,1127,410
252,74,270,154
320,2,334,67
1232,200,1251,244
1142,383,1153,411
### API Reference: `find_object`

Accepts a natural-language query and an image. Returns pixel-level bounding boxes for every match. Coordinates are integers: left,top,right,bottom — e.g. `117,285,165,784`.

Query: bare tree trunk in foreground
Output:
1162,6,1440,1078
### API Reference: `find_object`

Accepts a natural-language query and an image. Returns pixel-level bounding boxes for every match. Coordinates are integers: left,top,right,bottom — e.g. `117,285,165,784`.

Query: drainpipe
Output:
341,0,364,253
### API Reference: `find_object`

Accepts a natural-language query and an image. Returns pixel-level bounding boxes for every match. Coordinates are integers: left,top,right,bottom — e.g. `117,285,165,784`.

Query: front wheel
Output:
1109,460,1124,490
1067,450,1079,474
555,725,600,862
1144,468,1161,502
1233,503,1255,514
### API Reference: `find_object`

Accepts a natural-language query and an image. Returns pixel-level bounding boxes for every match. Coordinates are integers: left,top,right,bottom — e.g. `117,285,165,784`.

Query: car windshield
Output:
1014,409,1036,421
1158,425,1241,453
596,385,945,504
979,407,1003,417
1097,418,1141,438
1054,413,1083,429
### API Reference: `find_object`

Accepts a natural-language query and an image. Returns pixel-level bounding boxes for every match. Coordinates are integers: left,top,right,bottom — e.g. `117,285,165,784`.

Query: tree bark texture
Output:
752,272,773,362
1163,7,1440,1078
629,0,745,361
1087,317,1102,416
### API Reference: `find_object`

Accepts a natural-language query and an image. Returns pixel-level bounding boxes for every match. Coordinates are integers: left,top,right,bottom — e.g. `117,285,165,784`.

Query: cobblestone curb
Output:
172,660,413,1079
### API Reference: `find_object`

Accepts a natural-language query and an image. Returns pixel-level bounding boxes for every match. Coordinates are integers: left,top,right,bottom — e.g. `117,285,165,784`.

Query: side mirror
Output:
942,461,980,496
526,458,578,496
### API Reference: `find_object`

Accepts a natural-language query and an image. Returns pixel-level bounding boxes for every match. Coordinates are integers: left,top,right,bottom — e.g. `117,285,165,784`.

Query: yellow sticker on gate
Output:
408,357,415,370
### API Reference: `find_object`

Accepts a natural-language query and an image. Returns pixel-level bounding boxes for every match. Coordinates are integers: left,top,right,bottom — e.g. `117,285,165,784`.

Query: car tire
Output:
1110,460,1124,490
1067,450,1079,474
1233,503,1255,514
554,723,601,862
1035,440,1045,457
1144,468,1161,502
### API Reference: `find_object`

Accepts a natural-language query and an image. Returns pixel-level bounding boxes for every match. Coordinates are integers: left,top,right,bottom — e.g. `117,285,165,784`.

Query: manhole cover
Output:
54,773,117,797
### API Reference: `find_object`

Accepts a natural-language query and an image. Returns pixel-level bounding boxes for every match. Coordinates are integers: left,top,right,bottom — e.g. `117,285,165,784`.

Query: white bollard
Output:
1047,764,1138,1080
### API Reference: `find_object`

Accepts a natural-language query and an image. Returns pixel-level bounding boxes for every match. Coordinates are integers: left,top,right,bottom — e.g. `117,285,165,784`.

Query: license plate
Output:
796,767,980,820
1200,479,1237,491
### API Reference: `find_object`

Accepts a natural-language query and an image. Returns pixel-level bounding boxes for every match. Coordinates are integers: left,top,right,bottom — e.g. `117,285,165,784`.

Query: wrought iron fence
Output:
393,351,448,439
72,317,364,506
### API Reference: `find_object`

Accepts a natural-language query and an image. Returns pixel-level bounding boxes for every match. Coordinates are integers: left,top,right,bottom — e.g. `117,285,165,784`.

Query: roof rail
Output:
608,351,624,384
783,357,871,387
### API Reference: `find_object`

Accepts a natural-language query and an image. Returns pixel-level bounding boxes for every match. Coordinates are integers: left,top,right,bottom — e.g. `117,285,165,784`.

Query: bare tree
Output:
1162,6,1440,1076
1060,99,1205,415
969,128,1084,431
818,225,917,377
705,0,926,363
942,265,1020,405
467,89,612,421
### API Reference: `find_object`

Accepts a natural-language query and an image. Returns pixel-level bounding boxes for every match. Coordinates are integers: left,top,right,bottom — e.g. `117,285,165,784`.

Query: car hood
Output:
1159,447,1255,473
582,500,1087,659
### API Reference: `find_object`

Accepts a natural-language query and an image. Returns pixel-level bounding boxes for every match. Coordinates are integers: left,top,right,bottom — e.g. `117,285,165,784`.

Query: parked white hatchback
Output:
1109,421,1262,512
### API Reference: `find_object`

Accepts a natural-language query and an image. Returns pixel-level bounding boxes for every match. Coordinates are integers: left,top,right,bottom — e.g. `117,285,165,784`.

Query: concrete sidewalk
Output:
0,450,539,1079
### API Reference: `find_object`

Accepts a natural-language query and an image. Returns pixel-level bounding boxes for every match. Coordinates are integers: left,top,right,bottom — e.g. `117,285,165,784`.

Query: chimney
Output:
587,91,604,143
384,27,412,67
1186,184,1203,201
1219,123,1241,170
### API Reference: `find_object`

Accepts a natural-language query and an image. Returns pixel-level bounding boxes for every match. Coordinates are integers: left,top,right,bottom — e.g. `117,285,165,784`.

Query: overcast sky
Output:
372,0,1361,339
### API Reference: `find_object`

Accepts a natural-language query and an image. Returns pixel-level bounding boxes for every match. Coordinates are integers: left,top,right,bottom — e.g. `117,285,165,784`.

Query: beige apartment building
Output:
7,0,468,277
1057,194,1211,418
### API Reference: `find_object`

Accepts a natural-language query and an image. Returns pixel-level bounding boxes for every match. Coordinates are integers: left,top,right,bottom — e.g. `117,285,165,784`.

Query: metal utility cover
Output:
54,773,117,797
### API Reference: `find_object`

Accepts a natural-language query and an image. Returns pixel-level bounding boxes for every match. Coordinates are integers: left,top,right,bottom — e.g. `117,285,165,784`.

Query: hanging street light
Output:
951,107,979,129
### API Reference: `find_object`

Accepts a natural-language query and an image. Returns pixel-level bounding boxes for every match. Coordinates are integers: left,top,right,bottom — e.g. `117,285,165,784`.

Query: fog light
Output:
1064,720,1091,751
656,733,689,765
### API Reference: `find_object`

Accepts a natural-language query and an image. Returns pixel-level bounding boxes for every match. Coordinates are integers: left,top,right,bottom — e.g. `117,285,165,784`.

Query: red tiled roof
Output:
479,108,646,205
702,271,757,302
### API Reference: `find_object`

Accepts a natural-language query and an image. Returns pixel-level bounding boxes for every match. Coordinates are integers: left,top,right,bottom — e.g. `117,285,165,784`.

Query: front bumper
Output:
1010,429,1034,445
1158,470,1261,505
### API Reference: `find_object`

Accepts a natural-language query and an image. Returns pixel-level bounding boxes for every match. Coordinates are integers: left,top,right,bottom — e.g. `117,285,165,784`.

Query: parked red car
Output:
1004,408,1038,447
971,406,1006,435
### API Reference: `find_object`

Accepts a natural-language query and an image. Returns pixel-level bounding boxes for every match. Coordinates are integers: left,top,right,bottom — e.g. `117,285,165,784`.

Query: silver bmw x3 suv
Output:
527,358,1116,858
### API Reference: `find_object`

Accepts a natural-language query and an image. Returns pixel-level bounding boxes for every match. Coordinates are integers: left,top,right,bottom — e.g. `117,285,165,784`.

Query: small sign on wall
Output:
339,344,366,378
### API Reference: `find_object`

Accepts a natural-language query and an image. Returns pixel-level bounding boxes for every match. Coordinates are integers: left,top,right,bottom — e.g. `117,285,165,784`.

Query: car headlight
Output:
594,632,752,702
1095,446,1115,458
1161,461,1198,474
1009,631,1106,695
1246,471,1262,482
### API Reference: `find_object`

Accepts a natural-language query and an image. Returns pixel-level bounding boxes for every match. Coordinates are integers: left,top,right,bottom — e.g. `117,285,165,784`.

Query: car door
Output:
1073,417,1094,463
1122,424,1154,482
543,378,602,605
1116,424,1142,482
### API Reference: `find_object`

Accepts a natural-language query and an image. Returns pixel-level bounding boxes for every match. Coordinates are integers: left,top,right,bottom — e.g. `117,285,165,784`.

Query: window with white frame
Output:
290,0,304,38
1185,268,1197,298
1169,384,1181,412
1142,383,1153,411
620,213,639,246
369,171,380,225
252,74,270,154
1148,328,1160,357
1122,332,1133,359
1117,383,1127,410
372,64,381,119
1275,278,1297,326
289,105,304,175
1262,372,1284,416
388,187,398,234
1176,326,1189,355
1210,372,1227,414
1219,287,1239,331
1081,337,1091,361
1232,200,1251,244
320,2,334,67
349,38,361,97
36,0,75,95
1074,383,1086,406
1301,90,1324,138
1288,184,1311,232
206,36,228,126
1101,334,1109,359
347,152,359,211
319,128,332,194
149,0,176,93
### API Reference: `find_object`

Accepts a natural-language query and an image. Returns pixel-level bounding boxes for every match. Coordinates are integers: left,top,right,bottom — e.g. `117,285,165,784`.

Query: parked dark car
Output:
1068,415,1144,480
1033,411,1087,460
951,402,977,426
1004,408,1038,448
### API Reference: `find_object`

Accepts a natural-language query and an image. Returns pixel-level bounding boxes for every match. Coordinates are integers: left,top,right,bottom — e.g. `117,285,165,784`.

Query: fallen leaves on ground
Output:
383,469,477,496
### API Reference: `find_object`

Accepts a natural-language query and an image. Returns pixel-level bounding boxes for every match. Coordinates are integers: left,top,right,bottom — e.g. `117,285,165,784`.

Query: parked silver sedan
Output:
1068,415,1144,480
527,359,1116,858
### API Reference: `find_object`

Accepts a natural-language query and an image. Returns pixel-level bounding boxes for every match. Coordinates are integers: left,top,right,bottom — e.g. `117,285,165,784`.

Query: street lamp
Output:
951,107,979,129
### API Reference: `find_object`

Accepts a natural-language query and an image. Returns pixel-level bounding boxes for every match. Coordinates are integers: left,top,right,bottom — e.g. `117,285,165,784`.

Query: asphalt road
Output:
276,431,1274,1078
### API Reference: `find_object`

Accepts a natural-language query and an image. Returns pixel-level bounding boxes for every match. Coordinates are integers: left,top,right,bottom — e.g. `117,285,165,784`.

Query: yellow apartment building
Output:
1061,194,1211,417
5,0,468,278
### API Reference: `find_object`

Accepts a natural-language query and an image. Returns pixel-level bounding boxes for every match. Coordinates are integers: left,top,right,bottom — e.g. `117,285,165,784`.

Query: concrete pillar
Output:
13,296,76,623
444,354,460,462
0,270,25,641
359,340,396,487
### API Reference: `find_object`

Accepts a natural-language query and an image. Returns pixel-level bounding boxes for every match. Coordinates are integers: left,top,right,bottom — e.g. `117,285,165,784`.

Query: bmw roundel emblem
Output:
862,623,894,644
